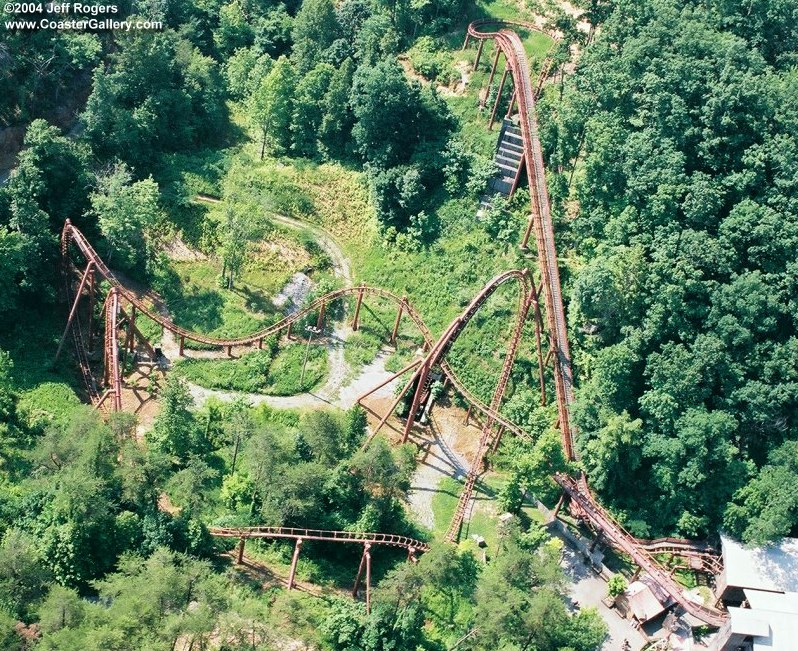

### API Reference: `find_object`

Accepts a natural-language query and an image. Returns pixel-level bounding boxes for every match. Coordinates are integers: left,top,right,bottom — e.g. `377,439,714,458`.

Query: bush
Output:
608,574,628,597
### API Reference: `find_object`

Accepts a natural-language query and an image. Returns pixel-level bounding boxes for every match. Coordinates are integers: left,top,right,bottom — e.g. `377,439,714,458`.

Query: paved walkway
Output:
559,543,647,651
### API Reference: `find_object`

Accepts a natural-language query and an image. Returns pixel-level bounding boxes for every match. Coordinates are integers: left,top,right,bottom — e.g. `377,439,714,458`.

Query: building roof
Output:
721,535,798,593
729,592,798,651
625,574,674,622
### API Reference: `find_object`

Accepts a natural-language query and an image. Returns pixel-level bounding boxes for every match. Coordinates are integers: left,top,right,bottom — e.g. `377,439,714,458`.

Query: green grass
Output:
344,328,385,374
266,343,328,395
173,341,328,396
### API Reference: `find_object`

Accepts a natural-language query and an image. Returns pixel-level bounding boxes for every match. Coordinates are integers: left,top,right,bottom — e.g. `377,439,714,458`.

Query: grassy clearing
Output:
150,224,320,342
174,341,328,395
343,328,384,374
431,474,544,552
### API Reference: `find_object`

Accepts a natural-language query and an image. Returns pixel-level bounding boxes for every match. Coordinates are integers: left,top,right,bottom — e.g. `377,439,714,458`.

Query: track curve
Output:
60,221,533,442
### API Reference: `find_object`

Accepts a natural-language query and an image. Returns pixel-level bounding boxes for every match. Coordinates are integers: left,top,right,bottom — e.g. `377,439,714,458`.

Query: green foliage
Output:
607,574,627,597
407,36,457,83
147,376,204,463
292,0,339,74
82,29,227,170
553,0,798,539
724,441,798,545
91,163,166,275
249,55,296,158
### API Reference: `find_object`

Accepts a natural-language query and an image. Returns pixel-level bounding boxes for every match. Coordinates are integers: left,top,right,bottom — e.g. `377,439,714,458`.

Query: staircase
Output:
477,119,525,216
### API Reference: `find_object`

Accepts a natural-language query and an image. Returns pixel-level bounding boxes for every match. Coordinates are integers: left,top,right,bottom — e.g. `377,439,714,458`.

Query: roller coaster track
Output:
60,221,535,442
555,473,727,626
466,20,576,462
208,526,430,552
464,23,728,626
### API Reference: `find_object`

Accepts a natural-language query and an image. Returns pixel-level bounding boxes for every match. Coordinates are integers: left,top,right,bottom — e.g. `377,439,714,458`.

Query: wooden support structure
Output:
316,301,326,330
352,284,365,331
226,344,232,357
179,335,185,357
258,337,263,349
236,537,245,564
474,39,484,69
390,296,406,344
54,261,95,365
287,538,303,590
489,67,509,130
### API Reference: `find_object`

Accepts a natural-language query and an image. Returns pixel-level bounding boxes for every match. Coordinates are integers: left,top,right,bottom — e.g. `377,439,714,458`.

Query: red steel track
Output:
465,22,728,626
60,221,532,442
555,473,727,625
466,20,576,462
59,27,729,622
208,526,430,552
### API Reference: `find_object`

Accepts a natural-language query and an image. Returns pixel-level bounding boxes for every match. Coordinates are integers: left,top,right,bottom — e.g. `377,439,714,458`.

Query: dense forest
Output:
543,0,798,543
1,0,797,647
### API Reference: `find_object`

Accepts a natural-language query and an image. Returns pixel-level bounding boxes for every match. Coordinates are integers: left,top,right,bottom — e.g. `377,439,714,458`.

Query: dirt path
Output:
158,202,357,406
406,406,475,531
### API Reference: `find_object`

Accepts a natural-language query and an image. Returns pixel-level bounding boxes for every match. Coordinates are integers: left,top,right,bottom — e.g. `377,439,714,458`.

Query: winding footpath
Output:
182,200,370,410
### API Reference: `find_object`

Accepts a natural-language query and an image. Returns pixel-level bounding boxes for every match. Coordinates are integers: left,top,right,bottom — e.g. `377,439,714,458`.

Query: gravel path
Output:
406,410,470,531
161,205,358,407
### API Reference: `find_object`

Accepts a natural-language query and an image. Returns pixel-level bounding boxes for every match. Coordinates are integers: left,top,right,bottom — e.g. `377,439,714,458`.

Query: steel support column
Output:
54,261,95,365
486,48,501,90
489,67,508,130
474,39,484,69
127,305,137,354
236,537,245,564
287,538,303,590
179,335,185,356
510,153,526,200
356,359,421,405
352,285,365,331
506,89,517,118
390,296,406,344
87,267,96,352
402,361,431,443
316,301,326,330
